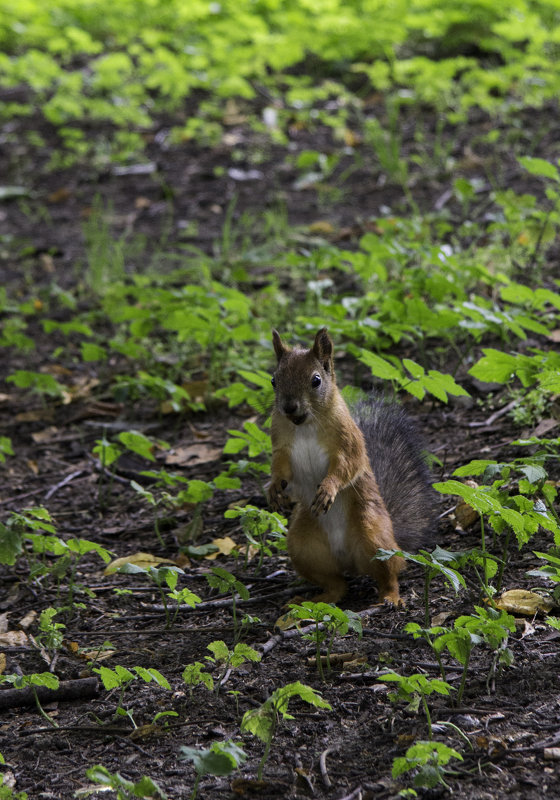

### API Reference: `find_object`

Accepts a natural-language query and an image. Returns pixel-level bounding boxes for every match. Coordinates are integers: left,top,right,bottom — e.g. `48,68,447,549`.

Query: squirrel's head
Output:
271,328,335,425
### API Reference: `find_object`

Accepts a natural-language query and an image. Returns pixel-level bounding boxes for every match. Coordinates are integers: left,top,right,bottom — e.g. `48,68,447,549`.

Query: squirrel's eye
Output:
311,373,321,389
271,376,276,388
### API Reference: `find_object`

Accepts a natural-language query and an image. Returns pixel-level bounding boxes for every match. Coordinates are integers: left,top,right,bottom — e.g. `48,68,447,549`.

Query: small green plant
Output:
377,547,466,627
241,682,331,780
85,764,167,800
288,601,362,681
527,549,560,604
224,505,287,571
35,607,66,655
205,567,250,641
392,740,463,792
92,665,170,727
381,671,453,740
182,662,215,696
115,562,199,628
1,672,60,728
179,740,247,800
204,640,261,694
0,436,14,463
0,507,56,567
433,606,515,705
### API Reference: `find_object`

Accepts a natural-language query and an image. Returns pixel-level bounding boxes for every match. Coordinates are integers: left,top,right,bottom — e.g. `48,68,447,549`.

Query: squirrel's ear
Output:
272,329,287,362
313,328,334,373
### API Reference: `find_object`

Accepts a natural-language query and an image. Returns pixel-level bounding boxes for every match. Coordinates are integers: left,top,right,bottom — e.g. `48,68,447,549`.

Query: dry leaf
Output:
495,589,554,616
18,610,37,630
104,552,177,575
165,443,222,466
31,427,59,444
204,536,239,560
0,653,6,674
15,408,55,423
431,611,452,626
455,498,479,529
0,613,8,633
532,418,559,438
0,631,28,647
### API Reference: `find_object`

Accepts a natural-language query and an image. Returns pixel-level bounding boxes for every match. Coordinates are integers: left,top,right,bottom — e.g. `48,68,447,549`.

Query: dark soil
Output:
1,100,560,799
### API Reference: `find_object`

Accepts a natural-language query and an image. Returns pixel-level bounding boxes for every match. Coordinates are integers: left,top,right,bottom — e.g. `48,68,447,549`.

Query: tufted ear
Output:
272,329,288,362
312,327,334,373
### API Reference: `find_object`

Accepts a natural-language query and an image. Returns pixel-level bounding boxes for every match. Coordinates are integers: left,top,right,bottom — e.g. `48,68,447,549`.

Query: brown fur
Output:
269,328,405,605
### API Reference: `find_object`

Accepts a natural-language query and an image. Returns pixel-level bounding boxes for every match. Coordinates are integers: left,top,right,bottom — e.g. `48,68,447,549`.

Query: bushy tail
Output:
353,398,436,551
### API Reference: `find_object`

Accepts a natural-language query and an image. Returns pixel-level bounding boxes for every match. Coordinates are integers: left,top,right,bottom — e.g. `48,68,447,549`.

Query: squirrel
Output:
269,327,435,606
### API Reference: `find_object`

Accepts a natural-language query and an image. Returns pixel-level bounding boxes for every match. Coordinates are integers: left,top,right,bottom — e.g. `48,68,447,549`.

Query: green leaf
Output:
518,156,559,182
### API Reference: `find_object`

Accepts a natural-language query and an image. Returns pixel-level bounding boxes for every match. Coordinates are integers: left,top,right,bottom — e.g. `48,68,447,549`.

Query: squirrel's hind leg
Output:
368,555,405,607
287,511,347,603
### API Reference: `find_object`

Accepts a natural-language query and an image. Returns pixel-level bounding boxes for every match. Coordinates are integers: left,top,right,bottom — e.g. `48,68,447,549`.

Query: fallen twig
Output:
0,677,99,711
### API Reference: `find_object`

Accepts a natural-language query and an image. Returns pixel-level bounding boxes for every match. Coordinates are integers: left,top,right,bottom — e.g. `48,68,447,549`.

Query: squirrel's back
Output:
353,398,435,552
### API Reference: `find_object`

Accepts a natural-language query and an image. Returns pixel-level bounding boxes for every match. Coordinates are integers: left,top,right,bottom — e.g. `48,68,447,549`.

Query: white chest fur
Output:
288,423,348,562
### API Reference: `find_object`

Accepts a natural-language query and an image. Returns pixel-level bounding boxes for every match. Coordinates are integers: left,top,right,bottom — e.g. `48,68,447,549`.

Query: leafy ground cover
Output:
1,1,560,797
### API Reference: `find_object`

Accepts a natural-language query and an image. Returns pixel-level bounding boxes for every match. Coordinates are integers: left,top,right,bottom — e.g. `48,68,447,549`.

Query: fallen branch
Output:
0,677,99,711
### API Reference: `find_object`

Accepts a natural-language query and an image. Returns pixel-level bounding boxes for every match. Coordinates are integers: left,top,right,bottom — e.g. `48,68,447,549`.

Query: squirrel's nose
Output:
283,399,299,415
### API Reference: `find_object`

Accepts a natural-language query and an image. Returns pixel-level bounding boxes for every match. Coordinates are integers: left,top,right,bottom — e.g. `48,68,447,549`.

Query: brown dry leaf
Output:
64,640,80,655
274,610,301,631
27,459,39,475
18,610,37,630
104,552,177,575
80,648,116,662
495,589,554,616
0,631,28,647
31,426,59,444
455,498,479,529
15,408,55,423
532,418,559,437
47,187,72,203
165,443,222,466
231,778,269,795
431,611,453,627
0,653,6,674
204,536,239,560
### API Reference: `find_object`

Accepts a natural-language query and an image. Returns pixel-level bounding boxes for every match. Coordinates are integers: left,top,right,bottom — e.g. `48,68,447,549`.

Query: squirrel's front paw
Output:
311,482,336,516
269,479,290,511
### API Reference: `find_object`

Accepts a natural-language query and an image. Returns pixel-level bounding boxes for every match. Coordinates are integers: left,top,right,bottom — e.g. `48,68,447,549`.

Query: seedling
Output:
205,567,250,641
376,547,466,627
433,606,515,705
182,662,214,696
242,681,331,779
527,549,560,604
92,665,170,727
224,505,287,571
179,740,247,800
85,764,167,800
116,562,199,628
204,640,261,694
380,671,453,740
1,672,60,728
392,740,463,792
288,601,362,681
0,436,13,463
35,607,65,656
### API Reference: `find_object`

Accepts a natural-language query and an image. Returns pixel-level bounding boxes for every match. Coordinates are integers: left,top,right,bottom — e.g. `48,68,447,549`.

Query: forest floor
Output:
1,98,560,799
